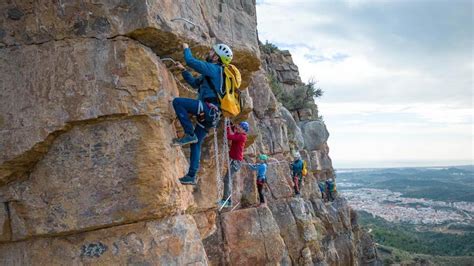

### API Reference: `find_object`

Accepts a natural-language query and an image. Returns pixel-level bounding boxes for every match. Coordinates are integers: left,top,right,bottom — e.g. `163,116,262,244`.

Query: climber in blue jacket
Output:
173,42,233,185
248,154,269,206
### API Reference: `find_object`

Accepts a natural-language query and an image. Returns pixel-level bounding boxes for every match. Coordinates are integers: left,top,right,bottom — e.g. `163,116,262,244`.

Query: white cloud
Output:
320,102,473,165
318,102,473,124
257,1,473,106
256,0,473,167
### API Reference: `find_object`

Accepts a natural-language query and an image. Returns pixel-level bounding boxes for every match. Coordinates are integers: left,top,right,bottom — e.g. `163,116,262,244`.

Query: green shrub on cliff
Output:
268,74,323,112
260,40,279,53
283,80,323,111
268,73,284,98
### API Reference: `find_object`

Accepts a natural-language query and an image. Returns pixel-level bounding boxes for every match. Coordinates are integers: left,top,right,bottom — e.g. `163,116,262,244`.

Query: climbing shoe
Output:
218,199,232,208
172,134,198,146
179,175,197,185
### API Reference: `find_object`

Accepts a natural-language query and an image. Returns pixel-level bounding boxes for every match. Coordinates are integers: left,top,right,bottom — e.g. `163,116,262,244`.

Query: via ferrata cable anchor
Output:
169,17,208,39
170,17,202,32
160,57,177,64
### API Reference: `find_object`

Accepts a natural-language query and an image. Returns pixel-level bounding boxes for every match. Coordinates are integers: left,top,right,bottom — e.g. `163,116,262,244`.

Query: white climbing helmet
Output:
294,152,301,159
213,43,233,65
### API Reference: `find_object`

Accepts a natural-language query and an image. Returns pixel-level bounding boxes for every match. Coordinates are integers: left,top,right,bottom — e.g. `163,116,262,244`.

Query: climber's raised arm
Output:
175,61,200,89
183,43,218,77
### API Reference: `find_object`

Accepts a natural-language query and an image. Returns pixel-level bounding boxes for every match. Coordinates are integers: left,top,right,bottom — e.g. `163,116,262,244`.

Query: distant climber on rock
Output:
218,121,249,208
290,152,307,197
172,42,234,185
318,180,327,201
326,178,336,202
249,154,269,207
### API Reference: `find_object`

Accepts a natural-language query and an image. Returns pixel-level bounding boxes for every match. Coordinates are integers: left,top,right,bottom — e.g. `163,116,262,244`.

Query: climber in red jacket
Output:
218,121,249,208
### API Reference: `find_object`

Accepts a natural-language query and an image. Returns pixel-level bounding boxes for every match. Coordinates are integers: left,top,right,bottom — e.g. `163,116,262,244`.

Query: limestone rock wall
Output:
0,1,379,265
0,215,208,265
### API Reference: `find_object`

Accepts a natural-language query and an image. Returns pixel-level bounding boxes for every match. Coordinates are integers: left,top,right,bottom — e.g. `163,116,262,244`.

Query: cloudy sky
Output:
256,0,473,168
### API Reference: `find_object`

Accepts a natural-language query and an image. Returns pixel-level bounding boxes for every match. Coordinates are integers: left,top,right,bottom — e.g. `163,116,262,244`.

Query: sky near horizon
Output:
256,0,473,168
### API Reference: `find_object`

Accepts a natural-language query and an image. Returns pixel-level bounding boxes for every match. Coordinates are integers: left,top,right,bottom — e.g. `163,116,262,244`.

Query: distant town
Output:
338,167,474,261
340,184,474,225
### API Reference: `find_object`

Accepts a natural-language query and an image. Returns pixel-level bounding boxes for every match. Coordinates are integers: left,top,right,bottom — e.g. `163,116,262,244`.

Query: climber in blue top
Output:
290,153,304,196
173,42,233,185
248,154,269,206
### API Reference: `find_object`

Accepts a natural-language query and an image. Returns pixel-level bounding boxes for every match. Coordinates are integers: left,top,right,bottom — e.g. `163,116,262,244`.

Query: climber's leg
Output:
293,175,300,195
179,125,207,185
222,159,242,202
179,103,215,185
298,174,303,194
172,98,199,146
186,124,208,177
222,162,232,202
257,182,265,204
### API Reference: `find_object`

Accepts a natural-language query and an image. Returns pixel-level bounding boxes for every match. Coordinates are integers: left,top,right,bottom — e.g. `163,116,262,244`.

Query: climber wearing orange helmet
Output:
173,43,233,185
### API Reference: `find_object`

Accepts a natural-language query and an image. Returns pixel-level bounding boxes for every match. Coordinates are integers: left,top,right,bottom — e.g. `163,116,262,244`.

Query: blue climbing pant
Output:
173,97,217,177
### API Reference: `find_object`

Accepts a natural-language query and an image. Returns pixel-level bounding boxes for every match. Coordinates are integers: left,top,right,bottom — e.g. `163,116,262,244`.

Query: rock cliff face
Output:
0,1,379,265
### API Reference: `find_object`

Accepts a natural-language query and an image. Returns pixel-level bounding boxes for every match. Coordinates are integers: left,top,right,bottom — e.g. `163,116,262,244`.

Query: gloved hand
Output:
175,62,186,71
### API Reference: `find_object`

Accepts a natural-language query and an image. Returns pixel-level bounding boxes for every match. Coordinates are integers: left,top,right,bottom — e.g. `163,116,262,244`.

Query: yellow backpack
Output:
302,160,308,176
219,64,243,117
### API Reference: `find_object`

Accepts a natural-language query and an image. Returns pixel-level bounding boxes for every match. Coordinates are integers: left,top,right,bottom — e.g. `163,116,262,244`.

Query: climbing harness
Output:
196,101,220,129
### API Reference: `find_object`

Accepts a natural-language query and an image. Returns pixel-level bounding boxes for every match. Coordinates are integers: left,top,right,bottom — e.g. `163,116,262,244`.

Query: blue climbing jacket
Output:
326,180,336,192
249,163,268,181
318,181,326,192
291,159,304,175
182,48,224,104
